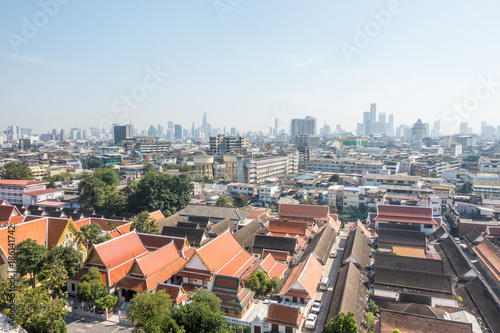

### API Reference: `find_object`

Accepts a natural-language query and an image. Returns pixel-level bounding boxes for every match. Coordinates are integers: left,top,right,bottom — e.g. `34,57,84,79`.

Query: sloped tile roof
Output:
279,254,322,300
267,304,303,329
197,231,254,277
278,203,329,221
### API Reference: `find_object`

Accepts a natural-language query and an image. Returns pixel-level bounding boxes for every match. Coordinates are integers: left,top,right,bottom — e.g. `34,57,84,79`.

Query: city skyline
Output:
2,1,500,134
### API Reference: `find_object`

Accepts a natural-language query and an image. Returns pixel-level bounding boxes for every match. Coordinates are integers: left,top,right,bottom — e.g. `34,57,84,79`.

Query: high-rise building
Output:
460,122,471,135
174,124,182,139
379,112,386,124
430,120,440,137
147,125,158,137
411,119,426,139
209,134,251,157
114,125,133,144
289,116,316,138
370,103,377,123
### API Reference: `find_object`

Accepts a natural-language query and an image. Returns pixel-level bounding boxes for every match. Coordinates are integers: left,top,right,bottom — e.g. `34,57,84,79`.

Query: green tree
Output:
329,204,338,214
233,197,246,207
95,294,118,311
16,239,47,288
0,162,33,180
47,245,83,277
329,174,342,183
270,205,279,213
143,161,155,174
456,181,473,194
245,271,271,294
9,287,68,333
270,277,282,293
127,290,182,333
173,288,231,333
391,330,402,333
339,215,349,228
93,168,120,187
107,190,129,214
367,299,380,315
96,234,113,243
325,311,359,333
77,223,103,251
131,211,159,234
77,267,107,303
304,198,317,205
127,172,193,215
457,296,463,306
365,312,376,331
429,171,438,178
215,196,233,207
78,176,112,210
40,259,68,298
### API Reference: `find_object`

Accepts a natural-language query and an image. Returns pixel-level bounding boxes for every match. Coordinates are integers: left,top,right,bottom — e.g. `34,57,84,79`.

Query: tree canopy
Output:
77,223,103,251
325,311,359,333
245,271,271,294
215,196,233,207
77,267,107,302
456,181,473,194
127,172,193,215
0,162,33,180
131,211,159,234
173,288,231,333
127,290,180,333
16,239,47,288
47,245,83,277
329,174,342,183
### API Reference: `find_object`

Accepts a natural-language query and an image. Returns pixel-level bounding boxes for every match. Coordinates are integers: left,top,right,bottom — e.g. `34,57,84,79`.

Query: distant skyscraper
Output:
379,112,386,124
274,118,278,136
289,116,316,139
460,122,469,134
191,122,195,138
114,125,133,144
431,120,440,137
370,103,377,123
411,119,426,139
174,124,182,139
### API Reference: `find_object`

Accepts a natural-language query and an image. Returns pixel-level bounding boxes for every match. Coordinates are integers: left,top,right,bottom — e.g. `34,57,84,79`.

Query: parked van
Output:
319,277,329,290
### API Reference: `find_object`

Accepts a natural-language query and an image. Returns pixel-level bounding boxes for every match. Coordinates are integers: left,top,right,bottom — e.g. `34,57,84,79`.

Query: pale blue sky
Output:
1,0,500,134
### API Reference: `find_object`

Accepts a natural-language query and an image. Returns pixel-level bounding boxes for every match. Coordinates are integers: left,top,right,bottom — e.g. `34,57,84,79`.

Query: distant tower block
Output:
193,154,214,179
223,154,238,182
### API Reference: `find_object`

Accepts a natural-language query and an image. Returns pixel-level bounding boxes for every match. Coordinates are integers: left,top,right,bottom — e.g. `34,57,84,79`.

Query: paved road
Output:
301,223,351,333
66,314,133,333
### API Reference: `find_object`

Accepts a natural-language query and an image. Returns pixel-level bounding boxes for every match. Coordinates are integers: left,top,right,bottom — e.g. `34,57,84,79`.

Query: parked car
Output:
330,250,337,258
305,314,317,329
319,277,329,290
311,300,321,314
454,237,461,244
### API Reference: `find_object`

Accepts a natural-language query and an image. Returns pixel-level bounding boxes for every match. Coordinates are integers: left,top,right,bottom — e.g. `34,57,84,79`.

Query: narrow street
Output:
301,222,351,333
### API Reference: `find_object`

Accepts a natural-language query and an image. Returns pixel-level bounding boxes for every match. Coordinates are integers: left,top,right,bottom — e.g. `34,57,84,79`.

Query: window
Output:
271,324,279,332
71,283,75,292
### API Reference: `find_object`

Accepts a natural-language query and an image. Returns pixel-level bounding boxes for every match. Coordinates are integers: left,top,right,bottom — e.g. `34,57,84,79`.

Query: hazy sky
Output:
1,0,500,135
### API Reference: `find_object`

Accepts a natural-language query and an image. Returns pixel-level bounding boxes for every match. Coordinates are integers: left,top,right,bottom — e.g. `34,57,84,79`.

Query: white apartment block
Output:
259,185,280,204
306,158,384,174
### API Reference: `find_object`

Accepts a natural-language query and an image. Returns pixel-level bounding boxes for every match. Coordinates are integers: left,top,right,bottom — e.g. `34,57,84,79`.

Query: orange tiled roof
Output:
0,205,22,222
268,220,308,236
149,210,165,221
267,304,303,329
374,205,441,226
279,204,330,221
0,217,48,257
197,231,255,277
94,231,148,270
47,218,70,249
473,239,500,282
279,254,323,300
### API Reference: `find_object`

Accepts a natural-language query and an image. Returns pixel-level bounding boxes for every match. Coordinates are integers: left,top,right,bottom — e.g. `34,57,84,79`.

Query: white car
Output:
330,250,337,258
305,314,317,330
454,237,461,244
311,300,321,314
